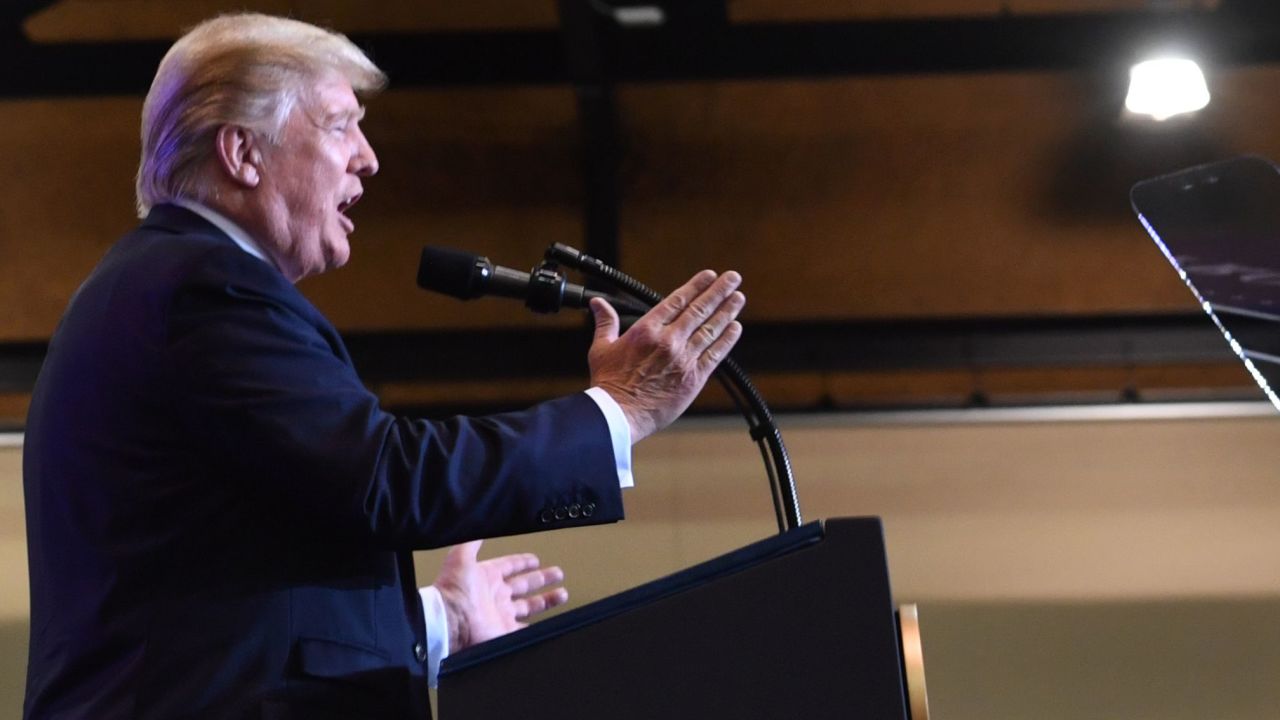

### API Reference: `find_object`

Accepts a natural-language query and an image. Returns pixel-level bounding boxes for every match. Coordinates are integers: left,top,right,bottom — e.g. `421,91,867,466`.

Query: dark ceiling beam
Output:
339,313,1241,383
558,0,623,269
2,312,1257,424
1,0,58,24
0,39,171,97
0,313,1239,393
594,10,1249,82
3,7,1280,98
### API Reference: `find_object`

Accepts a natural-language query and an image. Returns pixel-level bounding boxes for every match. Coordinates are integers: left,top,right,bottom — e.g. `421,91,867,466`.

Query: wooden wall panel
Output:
615,67,1280,321
0,98,140,341
6,46,1280,342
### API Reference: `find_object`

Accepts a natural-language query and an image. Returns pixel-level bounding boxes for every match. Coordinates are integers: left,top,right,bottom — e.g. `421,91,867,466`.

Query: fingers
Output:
468,550,562,589
643,270,743,366
685,290,745,357
504,565,564,596
647,269,719,326
485,552,540,579
698,320,743,373
667,271,742,336
514,586,570,620
504,564,568,621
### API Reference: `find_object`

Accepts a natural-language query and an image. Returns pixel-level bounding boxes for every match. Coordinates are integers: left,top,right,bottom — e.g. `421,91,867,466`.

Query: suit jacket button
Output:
414,642,427,663
553,506,567,521
582,502,596,517
567,503,581,518
539,508,554,523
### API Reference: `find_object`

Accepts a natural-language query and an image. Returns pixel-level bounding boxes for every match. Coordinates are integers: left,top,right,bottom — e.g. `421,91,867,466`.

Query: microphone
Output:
416,246,649,315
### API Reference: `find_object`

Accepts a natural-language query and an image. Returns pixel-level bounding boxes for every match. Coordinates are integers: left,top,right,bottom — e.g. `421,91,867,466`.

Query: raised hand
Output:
587,270,745,443
433,540,569,651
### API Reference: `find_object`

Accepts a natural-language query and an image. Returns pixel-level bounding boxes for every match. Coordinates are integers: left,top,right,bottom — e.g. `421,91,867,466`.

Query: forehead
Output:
303,71,362,117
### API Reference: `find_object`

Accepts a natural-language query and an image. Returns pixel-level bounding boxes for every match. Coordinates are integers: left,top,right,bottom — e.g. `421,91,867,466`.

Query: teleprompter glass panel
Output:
1132,155,1280,411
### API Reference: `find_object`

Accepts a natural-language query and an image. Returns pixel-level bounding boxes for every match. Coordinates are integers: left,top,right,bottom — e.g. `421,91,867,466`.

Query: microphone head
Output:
417,246,489,300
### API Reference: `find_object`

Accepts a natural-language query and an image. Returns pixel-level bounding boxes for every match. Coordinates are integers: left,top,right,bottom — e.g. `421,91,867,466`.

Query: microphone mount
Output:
526,260,570,314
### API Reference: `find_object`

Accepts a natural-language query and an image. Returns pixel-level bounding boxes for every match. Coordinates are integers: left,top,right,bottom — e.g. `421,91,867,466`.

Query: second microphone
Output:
417,246,650,315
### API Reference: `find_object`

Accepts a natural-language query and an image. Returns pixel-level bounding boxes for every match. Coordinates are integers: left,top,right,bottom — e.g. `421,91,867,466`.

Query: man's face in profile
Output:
253,70,379,282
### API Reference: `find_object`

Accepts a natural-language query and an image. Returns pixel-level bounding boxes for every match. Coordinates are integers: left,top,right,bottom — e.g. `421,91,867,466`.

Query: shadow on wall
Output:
0,620,27,720
1042,107,1229,227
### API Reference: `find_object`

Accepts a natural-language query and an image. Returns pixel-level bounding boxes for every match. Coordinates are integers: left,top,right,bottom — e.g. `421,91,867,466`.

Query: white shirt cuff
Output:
584,387,634,488
419,585,449,688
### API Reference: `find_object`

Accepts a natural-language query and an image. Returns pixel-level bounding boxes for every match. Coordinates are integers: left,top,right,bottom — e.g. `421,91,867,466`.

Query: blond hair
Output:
135,13,386,216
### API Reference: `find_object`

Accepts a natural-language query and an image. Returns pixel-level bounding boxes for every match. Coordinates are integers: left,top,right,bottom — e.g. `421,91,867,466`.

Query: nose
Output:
351,126,379,177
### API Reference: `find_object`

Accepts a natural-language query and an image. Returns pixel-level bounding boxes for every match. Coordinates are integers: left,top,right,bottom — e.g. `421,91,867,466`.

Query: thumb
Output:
446,539,483,567
589,297,620,345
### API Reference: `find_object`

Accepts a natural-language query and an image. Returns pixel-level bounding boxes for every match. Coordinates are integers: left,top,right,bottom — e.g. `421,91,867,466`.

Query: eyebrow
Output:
317,105,366,125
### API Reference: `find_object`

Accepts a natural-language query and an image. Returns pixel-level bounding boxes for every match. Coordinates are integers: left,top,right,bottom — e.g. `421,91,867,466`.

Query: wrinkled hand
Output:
433,540,569,652
588,270,745,443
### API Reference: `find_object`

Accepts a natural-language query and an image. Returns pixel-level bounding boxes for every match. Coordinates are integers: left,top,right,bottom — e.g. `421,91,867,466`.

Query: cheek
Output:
282,185,331,233
301,183,330,213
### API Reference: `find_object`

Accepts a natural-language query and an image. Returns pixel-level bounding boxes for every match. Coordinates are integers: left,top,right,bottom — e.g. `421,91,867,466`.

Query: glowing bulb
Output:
1125,58,1210,121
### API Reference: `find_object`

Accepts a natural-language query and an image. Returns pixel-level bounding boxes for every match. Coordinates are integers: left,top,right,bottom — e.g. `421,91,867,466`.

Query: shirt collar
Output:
171,198,277,270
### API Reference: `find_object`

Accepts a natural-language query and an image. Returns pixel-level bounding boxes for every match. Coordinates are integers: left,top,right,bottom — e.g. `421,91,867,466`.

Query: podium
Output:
439,517,927,719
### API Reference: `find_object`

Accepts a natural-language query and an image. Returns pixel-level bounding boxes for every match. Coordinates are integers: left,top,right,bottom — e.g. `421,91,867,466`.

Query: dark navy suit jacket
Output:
23,205,623,719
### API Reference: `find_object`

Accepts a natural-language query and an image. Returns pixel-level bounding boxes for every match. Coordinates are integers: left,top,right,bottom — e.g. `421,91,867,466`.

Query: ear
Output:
214,125,263,189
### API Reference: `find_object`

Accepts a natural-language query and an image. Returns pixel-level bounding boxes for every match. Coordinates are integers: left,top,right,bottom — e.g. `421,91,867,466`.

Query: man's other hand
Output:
434,540,569,652
588,269,745,443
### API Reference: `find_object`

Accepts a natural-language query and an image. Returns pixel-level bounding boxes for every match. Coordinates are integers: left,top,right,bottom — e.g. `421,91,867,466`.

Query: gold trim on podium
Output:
898,604,931,720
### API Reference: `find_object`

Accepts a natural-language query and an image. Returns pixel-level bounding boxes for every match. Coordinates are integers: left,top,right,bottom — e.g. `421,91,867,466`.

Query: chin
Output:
325,244,352,271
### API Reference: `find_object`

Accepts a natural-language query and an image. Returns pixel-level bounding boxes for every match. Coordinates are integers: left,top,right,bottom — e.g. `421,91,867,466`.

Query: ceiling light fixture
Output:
1124,57,1211,121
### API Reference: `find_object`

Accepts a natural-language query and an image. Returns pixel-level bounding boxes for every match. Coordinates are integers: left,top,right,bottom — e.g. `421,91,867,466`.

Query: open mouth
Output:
338,192,361,215
337,192,362,231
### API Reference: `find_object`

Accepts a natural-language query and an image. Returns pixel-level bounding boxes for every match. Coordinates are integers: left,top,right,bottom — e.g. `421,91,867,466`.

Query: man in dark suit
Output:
22,13,745,720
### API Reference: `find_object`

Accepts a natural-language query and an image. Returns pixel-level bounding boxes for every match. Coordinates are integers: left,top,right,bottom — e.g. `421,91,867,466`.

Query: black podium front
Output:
439,517,916,719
